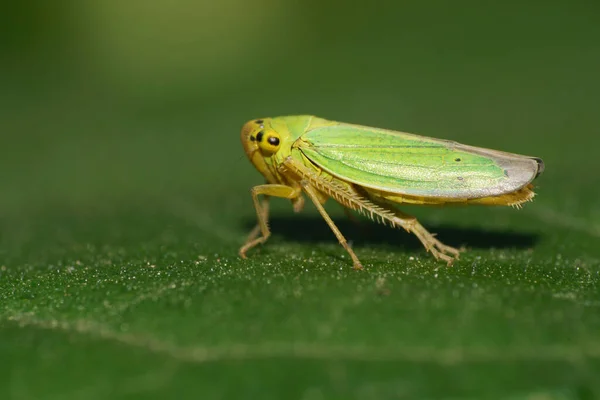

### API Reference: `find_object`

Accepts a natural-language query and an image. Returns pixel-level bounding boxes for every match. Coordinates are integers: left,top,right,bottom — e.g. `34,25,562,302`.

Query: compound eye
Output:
257,130,281,154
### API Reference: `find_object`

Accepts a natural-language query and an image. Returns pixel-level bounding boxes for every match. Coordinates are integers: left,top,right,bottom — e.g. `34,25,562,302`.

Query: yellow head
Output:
240,118,285,184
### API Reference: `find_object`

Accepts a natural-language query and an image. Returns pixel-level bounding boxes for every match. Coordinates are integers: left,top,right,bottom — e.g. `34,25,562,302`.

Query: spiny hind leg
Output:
391,209,461,265
411,222,462,265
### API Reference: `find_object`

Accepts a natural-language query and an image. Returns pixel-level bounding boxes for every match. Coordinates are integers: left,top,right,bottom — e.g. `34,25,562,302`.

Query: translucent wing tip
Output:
533,157,545,178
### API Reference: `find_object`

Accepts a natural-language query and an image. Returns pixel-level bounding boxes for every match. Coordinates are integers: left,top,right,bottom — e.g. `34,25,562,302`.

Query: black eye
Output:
256,131,264,142
268,137,280,146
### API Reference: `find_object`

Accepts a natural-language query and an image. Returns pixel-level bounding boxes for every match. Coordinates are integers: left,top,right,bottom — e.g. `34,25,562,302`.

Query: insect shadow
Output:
242,215,540,252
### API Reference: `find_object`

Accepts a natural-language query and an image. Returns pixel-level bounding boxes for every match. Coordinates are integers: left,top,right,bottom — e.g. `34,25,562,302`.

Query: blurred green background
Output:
1,1,600,399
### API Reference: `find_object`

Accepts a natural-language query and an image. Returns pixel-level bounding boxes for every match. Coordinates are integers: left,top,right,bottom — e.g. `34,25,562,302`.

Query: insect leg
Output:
301,182,364,270
244,195,270,244
239,184,301,259
389,209,461,265
245,193,304,243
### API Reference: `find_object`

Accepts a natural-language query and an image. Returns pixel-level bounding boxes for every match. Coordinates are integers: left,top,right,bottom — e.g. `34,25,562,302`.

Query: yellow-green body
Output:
239,115,545,269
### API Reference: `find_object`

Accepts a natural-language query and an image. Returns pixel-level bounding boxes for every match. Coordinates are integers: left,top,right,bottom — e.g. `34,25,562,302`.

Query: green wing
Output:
296,122,543,199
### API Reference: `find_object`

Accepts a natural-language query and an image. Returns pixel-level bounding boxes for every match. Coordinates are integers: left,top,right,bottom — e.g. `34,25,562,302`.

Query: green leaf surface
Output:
2,1,600,399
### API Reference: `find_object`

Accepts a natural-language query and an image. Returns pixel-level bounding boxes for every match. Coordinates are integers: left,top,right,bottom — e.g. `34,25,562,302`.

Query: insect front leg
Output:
244,195,270,244
389,209,461,266
239,184,302,259
245,189,304,245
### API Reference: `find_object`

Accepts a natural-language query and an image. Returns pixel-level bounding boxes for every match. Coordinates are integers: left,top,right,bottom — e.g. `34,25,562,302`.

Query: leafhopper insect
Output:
239,115,544,269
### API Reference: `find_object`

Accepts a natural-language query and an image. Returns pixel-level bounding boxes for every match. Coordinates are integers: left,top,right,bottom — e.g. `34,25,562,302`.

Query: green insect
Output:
239,115,544,269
